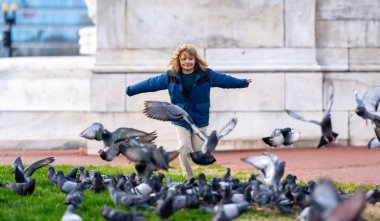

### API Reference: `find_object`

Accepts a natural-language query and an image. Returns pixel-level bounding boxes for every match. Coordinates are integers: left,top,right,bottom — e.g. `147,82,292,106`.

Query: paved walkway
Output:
0,146,379,185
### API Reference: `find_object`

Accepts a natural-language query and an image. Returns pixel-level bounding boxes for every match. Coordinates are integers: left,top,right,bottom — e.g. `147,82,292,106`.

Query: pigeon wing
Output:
217,118,238,139
325,80,334,115
353,90,362,106
23,157,55,178
286,109,320,125
13,156,24,172
362,84,380,112
143,101,186,121
241,155,272,175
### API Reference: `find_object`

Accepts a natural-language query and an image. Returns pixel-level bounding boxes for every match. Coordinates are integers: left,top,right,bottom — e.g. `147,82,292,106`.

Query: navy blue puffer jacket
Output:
126,68,249,129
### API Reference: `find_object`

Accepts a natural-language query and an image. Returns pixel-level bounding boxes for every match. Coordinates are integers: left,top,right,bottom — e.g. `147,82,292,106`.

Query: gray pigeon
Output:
286,80,338,148
0,178,35,196
13,156,55,183
326,190,366,221
80,122,156,162
306,180,366,221
212,205,232,221
143,101,239,165
56,171,78,194
212,202,250,220
262,127,301,147
189,118,238,165
353,84,380,125
101,206,146,221
366,185,380,205
241,153,285,191
262,128,284,147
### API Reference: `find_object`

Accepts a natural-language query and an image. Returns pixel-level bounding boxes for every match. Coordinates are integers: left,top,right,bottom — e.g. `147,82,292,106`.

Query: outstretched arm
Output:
126,73,169,96
209,69,252,88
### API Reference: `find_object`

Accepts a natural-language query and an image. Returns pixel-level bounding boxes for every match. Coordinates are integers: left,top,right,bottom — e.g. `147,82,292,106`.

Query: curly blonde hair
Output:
168,43,208,74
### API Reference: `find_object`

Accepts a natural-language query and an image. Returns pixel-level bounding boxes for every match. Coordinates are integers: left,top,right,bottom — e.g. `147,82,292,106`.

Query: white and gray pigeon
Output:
13,156,55,183
189,118,238,165
262,127,300,147
61,204,83,221
241,153,285,191
286,80,338,148
353,84,380,126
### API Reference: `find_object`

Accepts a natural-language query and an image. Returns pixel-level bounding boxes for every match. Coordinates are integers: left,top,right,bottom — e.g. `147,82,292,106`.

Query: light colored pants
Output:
175,125,207,178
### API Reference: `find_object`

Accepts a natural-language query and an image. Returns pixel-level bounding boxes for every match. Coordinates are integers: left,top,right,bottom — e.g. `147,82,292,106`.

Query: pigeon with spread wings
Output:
286,80,338,148
143,100,205,136
353,84,380,125
143,100,238,165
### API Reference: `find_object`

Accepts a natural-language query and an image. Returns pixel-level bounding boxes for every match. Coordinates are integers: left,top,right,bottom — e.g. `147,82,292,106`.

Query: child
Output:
126,43,252,178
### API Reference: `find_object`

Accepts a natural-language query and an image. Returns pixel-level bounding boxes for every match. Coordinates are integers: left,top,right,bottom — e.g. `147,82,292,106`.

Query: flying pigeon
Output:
241,153,285,191
286,80,338,148
189,118,238,165
353,84,380,125
13,156,55,183
80,122,156,162
262,127,300,147
143,100,205,136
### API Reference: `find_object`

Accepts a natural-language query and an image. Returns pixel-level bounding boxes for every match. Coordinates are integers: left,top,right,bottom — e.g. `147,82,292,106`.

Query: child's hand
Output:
247,79,253,84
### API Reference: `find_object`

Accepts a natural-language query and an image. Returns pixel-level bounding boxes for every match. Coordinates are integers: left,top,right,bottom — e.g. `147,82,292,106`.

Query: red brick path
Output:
0,146,379,185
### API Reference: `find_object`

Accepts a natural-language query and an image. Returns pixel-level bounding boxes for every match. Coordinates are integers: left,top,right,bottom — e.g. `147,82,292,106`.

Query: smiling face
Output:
179,51,196,74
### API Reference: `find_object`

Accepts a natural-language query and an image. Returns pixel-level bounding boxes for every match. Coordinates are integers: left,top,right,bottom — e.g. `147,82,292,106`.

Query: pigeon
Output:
326,190,366,221
286,80,338,148
80,122,156,162
368,137,380,149
91,171,106,193
143,101,238,165
13,156,55,183
189,118,238,165
65,187,84,210
212,202,250,220
143,100,203,134
0,178,35,196
56,171,79,194
353,84,380,125
262,128,284,147
366,185,380,205
262,127,300,147
47,166,58,186
241,153,285,191
212,205,232,221
306,180,366,221
61,204,83,221
101,206,146,221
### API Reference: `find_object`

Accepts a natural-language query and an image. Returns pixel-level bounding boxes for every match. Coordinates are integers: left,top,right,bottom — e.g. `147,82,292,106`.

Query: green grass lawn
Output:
0,163,378,221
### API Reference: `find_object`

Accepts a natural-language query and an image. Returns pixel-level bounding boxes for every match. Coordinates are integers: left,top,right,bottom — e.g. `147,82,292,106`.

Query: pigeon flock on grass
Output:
1,81,380,221
2,154,375,221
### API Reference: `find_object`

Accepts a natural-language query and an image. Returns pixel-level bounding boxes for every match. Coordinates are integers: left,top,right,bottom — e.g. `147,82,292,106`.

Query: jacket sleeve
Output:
126,73,169,96
209,69,249,88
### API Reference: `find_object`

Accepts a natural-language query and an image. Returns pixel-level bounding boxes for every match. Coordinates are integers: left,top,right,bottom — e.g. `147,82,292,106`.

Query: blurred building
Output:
0,0,379,153
0,0,93,56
